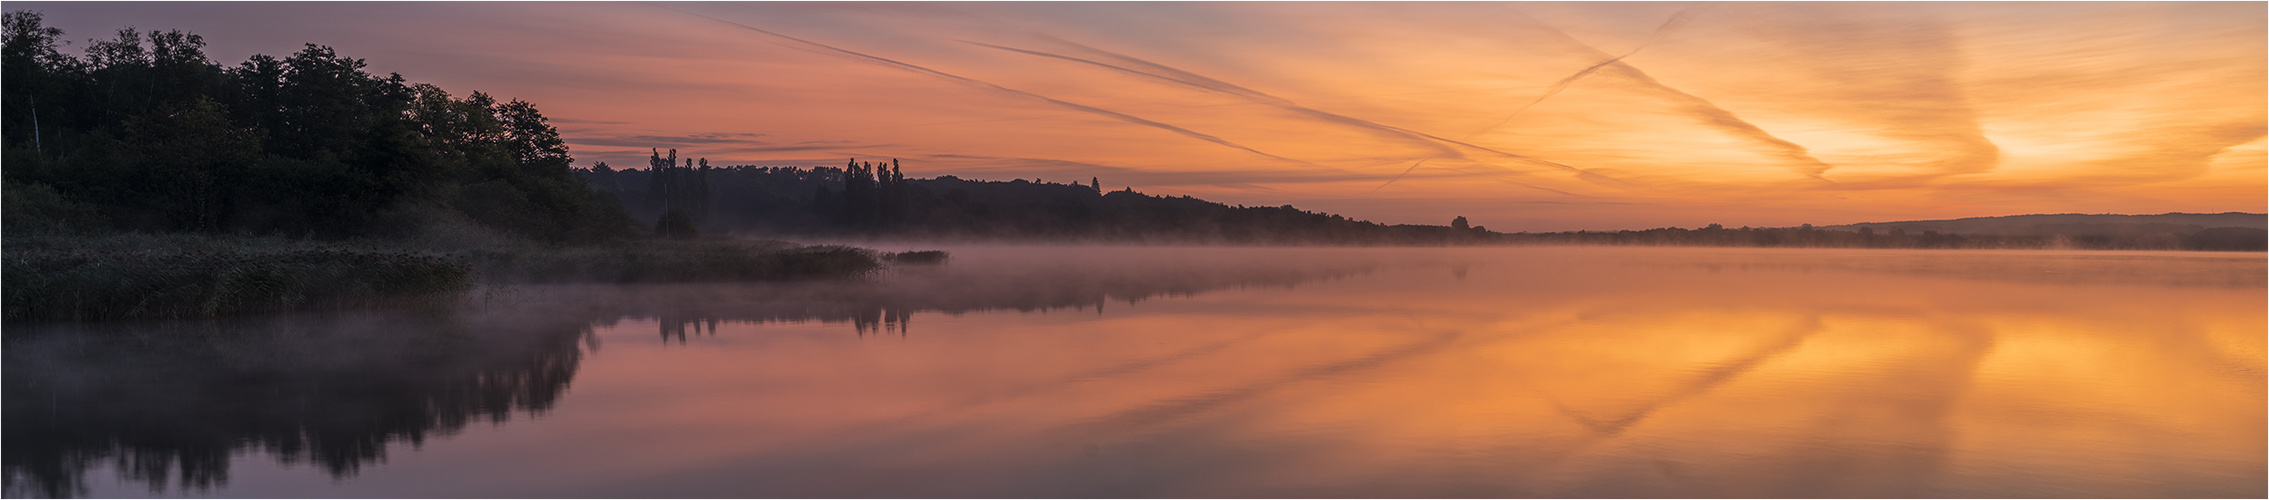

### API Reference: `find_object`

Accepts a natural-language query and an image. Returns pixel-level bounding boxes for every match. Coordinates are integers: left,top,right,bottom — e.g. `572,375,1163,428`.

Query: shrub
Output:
5,245,472,321
465,241,881,284
883,250,950,265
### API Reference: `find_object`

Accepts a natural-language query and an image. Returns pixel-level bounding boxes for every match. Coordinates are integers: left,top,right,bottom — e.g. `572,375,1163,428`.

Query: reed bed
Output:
882,250,951,265
6,245,472,322
466,242,883,284
5,235,905,322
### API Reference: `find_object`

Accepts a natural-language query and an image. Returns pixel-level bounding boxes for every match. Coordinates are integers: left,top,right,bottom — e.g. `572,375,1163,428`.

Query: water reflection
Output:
2,312,592,498
2,246,1383,497
4,246,2261,498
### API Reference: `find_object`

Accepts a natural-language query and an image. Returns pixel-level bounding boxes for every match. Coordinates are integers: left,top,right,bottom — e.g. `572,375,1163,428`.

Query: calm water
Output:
5,246,2262,498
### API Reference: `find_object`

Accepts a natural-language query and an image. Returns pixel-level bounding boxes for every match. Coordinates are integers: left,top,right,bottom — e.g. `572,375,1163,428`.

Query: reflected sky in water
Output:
8,247,2262,498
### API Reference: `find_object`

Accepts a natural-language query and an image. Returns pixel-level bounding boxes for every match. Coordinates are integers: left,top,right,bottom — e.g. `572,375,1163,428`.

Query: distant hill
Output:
1824,213,2266,236
1496,212,2265,251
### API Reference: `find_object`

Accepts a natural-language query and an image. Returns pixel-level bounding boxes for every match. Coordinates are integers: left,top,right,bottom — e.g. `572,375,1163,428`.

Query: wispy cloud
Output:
652,4,1318,168
959,36,1620,193
1469,7,1707,138
569,132,770,148
916,153,1382,187
1508,9,1839,181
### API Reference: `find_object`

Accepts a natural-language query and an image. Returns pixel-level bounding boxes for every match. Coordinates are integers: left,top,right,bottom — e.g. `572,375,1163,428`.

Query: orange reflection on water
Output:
508,247,2264,498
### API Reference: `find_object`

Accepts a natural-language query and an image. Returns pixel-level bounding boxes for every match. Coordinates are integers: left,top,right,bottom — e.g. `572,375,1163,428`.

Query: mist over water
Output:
6,246,2261,498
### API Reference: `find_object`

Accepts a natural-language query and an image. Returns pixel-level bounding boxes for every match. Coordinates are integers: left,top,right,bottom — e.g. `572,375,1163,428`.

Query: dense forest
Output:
583,153,1492,244
2,11,638,243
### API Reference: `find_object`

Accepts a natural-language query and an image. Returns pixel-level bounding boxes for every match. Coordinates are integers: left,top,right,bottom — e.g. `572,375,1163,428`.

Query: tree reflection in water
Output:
3,312,592,498
2,247,1387,497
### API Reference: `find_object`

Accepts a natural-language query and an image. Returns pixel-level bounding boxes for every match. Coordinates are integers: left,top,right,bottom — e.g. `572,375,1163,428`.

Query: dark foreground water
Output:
6,246,2262,498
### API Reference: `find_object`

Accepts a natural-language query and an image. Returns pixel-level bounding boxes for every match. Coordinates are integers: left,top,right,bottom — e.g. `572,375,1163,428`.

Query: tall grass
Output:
882,250,950,265
465,241,883,284
5,243,472,322
3,233,897,322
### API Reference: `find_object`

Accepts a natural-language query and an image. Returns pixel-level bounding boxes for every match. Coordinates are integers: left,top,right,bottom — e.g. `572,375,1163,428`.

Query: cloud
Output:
914,153,1383,187
547,118,633,125
569,133,769,148
651,4,1319,168
959,37,1619,193
1505,9,1840,181
1469,6,1708,137
1706,5,2002,184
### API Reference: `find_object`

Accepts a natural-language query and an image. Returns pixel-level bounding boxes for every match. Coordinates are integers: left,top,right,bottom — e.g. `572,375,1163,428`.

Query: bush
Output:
883,250,950,265
5,244,472,321
1,181,108,235
655,208,699,240
1,233,884,322
465,241,881,284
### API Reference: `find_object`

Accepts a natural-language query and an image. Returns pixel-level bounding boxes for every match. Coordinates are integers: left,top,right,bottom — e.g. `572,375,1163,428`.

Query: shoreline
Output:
2,233,903,323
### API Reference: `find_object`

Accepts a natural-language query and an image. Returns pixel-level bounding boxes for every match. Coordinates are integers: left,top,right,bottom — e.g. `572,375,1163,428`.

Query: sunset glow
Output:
25,2,2266,230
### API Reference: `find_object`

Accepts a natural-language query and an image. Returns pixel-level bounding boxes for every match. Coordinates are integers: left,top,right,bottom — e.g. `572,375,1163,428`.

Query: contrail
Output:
964,40,1454,159
1373,159,1599,197
1026,39,1625,181
966,39,1576,166
1376,7,1704,189
1374,158,1433,192
1469,7,1703,138
1468,56,1627,138
1605,64,1835,178
960,38,1620,189
652,5,1317,167
1501,8,1836,180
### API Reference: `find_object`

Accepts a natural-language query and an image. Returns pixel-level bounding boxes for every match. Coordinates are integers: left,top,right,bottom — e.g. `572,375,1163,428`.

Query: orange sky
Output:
25,2,2267,230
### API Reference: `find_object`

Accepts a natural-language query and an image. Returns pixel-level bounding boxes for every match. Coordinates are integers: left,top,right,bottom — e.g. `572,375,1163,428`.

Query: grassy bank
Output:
3,234,901,322
462,241,882,284
5,239,471,322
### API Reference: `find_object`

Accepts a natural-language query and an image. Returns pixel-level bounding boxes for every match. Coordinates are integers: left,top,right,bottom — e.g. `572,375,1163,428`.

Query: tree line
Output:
580,160,1496,244
2,12,639,242
578,158,2263,250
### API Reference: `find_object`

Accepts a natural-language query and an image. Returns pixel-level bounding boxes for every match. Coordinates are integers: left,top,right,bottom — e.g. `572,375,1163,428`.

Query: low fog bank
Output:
0,245,1407,496
471,245,2267,335
478,245,1409,330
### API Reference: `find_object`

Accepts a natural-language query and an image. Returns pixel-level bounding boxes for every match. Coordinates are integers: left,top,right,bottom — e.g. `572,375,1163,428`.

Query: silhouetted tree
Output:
656,207,698,240
1,13,640,242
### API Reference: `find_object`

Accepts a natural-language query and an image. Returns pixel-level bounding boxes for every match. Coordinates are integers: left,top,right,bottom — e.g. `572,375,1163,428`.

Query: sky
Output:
17,2,2266,231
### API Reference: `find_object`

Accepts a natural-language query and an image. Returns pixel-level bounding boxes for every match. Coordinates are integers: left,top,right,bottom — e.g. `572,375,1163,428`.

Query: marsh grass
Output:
5,237,472,322
465,241,883,284
5,234,900,322
883,250,950,265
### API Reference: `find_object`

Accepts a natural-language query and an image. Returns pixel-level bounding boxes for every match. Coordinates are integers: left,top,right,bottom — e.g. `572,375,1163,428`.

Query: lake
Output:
5,246,2262,498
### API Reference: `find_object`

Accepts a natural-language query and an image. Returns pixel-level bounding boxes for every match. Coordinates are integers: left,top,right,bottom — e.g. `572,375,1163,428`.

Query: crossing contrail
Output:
653,5,1319,167
1498,7,1837,180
